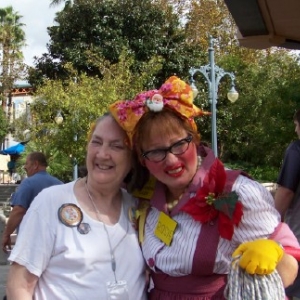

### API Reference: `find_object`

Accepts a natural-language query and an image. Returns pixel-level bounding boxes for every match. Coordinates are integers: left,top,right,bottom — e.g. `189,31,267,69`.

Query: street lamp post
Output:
73,134,78,181
189,36,239,157
54,111,78,181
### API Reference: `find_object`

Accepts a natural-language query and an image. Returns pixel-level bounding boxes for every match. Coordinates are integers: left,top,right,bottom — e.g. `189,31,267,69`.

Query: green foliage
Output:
15,142,72,182
0,5,26,150
202,49,300,169
225,161,279,183
28,0,205,88
12,0,300,183
218,50,300,180
14,53,160,180
191,46,300,181
0,108,9,140
0,6,26,97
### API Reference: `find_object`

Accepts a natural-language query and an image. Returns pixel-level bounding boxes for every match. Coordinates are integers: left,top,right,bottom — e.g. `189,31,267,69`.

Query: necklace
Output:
84,178,128,282
197,155,202,170
167,199,179,210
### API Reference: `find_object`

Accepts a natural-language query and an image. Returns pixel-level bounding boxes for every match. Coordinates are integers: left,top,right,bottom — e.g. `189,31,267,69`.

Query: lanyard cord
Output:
84,179,128,283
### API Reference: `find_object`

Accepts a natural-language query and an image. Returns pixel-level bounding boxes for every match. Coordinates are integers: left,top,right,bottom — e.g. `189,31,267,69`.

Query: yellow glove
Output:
232,239,284,275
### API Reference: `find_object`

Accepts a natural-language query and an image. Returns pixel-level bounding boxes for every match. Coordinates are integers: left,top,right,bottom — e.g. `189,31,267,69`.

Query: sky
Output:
1,0,64,66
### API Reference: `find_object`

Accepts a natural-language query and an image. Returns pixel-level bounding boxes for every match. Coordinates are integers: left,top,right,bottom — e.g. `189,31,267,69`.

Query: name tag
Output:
154,212,177,246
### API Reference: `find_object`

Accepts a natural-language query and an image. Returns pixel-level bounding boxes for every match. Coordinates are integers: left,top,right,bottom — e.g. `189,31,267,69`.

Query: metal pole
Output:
73,133,78,181
73,77,78,181
189,36,237,158
209,36,218,157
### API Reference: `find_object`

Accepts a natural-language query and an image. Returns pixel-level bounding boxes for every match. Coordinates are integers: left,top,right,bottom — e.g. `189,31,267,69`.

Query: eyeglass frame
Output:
141,134,193,162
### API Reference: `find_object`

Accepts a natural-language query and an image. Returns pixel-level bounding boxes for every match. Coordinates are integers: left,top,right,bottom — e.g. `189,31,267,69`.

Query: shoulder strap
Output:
225,169,251,193
136,199,151,244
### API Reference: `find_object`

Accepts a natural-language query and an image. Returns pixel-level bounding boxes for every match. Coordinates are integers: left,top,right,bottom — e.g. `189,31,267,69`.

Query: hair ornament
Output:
109,76,210,146
146,93,164,112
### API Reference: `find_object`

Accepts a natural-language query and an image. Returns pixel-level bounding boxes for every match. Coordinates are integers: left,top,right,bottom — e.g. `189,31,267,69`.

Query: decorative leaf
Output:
214,191,239,219
218,201,243,240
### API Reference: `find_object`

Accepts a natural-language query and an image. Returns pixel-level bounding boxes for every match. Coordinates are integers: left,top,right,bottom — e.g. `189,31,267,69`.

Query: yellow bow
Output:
109,76,210,146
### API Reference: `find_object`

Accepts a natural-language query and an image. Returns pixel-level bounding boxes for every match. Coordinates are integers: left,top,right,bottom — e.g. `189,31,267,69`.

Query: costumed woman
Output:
6,114,147,300
109,76,299,299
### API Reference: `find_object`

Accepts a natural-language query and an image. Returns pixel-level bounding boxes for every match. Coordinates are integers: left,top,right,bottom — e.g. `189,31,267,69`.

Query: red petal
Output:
214,160,226,194
195,186,210,201
180,159,237,229
181,197,218,223
232,201,243,225
208,159,226,194
218,213,234,240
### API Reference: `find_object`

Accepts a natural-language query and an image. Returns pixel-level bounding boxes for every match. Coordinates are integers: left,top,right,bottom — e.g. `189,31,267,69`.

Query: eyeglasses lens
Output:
145,136,192,162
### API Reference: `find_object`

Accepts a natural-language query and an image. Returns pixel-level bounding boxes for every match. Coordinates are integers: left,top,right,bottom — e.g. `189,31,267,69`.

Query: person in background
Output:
6,114,147,300
1,152,63,253
110,76,299,299
7,156,16,182
275,109,300,300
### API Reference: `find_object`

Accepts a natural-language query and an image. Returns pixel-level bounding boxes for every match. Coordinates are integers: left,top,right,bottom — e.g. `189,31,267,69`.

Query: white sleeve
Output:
214,176,281,273
8,190,56,277
231,175,280,245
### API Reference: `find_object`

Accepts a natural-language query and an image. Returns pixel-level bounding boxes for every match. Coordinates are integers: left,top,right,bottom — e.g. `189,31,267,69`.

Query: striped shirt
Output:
142,175,281,276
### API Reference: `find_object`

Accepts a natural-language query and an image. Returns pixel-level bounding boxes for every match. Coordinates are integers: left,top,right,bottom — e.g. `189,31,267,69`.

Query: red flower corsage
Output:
181,159,243,240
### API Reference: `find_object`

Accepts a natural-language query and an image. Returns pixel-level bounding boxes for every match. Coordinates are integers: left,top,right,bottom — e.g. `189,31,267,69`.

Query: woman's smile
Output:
165,165,184,177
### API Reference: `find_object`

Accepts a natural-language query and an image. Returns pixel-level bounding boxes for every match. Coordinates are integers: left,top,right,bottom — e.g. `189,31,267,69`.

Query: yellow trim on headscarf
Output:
136,200,150,243
132,176,156,243
132,176,156,199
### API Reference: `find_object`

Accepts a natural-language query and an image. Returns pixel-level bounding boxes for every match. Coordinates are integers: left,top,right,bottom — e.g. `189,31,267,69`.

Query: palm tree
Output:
50,0,73,7
0,6,26,150
0,6,26,111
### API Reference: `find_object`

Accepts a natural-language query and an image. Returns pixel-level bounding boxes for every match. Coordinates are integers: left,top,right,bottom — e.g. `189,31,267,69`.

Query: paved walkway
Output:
0,263,9,300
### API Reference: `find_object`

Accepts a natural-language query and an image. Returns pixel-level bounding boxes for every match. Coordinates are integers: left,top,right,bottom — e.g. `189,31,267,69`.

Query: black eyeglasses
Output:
142,135,193,162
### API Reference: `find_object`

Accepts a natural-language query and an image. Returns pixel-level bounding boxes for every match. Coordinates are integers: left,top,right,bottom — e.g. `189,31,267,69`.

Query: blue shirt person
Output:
1,152,63,253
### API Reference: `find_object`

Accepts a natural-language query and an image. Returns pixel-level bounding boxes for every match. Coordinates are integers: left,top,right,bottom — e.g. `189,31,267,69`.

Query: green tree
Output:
24,0,300,182
16,52,162,181
28,0,204,88
208,49,300,181
0,6,26,110
180,0,300,181
0,6,26,149
0,108,9,142
50,0,72,7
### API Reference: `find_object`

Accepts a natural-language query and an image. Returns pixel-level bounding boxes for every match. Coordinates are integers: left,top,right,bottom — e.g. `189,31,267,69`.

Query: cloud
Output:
1,0,63,66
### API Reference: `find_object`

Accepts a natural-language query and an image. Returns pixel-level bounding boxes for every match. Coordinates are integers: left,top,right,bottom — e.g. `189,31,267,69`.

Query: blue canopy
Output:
0,143,25,155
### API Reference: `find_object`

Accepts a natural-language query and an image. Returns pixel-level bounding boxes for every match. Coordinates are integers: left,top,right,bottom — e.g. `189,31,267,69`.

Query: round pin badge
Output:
58,203,83,227
77,223,91,234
